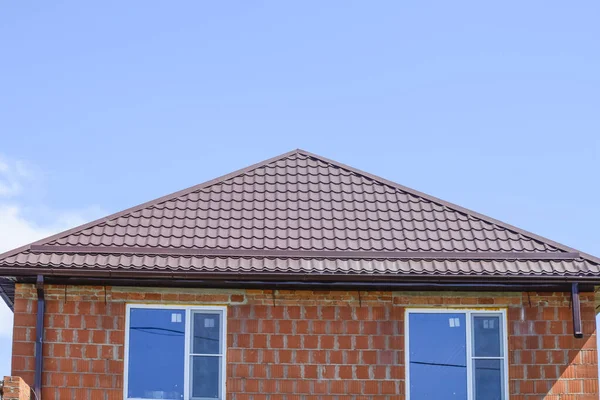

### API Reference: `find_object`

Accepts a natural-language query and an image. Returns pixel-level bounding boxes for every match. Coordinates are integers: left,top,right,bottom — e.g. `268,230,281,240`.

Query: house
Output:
0,149,599,400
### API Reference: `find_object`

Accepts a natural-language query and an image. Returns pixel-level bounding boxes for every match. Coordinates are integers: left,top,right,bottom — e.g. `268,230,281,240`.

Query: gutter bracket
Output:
571,282,583,339
34,275,45,400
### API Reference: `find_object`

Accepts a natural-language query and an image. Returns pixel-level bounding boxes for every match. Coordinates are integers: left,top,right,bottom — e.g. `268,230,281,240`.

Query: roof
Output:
0,149,598,305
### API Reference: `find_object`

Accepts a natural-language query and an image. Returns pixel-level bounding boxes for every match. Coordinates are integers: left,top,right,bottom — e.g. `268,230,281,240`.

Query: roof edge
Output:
297,149,600,265
1,148,597,267
3,268,600,283
0,149,300,262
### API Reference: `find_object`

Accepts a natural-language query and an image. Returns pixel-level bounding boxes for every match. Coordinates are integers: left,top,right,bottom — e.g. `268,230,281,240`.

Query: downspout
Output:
34,275,45,399
571,282,583,338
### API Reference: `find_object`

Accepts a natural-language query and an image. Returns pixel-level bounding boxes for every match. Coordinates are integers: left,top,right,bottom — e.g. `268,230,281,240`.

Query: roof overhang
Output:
0,278,15,310
2,265,600,310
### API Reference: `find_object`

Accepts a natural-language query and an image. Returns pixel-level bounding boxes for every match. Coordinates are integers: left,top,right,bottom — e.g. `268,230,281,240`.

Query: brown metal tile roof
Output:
0,149,598,283
3,251,598,277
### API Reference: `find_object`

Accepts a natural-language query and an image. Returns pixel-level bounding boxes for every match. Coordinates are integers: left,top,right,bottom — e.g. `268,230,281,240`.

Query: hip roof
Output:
1,149,598,307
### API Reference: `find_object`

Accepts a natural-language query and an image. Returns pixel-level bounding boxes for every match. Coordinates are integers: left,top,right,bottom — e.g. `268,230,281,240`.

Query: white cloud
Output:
0,180,21,198
0,156,33,198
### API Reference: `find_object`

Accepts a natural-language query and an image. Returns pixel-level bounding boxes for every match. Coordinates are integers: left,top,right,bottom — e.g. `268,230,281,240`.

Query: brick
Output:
364,381,379,395
12,342,34,357
304,364,318,379
320,335,335,349
253,334,267,348
270,335,284,348
230,294,245,302
304,335,318,349
52,344,67,358
286,335,301,349
12,328,28,342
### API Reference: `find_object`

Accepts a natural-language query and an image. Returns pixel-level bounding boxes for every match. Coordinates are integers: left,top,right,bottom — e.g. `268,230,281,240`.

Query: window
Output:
124,305,227,400
405,309,508,400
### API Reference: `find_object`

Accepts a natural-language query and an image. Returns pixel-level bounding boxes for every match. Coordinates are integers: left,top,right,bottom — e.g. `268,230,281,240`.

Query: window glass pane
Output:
474,359,503,400
128,308,185,399
409,313,467,400
473,315,502,357
192,312,222,354
191,356,221,399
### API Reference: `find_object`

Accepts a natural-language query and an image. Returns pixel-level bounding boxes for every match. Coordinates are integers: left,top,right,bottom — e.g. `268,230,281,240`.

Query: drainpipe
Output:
34,275,45,400
571,282,583,338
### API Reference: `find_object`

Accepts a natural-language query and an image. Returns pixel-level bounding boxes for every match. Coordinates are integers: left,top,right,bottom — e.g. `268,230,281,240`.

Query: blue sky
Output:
0,1,599,378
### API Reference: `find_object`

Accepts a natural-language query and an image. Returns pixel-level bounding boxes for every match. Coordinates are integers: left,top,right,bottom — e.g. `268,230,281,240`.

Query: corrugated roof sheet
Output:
0,149,598,282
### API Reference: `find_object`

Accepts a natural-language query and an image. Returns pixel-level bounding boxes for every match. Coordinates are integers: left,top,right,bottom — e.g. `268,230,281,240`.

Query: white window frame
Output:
405,308,509,400
124,304,228,400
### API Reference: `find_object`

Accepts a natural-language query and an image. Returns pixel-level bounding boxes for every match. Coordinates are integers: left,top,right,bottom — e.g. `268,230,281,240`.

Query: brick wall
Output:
11,284,599,400
2,376,31,400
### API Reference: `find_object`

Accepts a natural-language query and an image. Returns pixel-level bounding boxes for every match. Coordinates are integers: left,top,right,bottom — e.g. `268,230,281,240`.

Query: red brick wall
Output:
11,284,599,400
2,376,31,400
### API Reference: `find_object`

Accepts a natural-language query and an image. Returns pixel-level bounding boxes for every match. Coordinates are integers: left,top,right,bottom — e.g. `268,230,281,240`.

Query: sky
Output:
0,1,599,378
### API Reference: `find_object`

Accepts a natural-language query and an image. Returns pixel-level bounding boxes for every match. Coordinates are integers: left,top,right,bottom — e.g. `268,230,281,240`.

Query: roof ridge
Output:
0,149,300,262
296,149,600,265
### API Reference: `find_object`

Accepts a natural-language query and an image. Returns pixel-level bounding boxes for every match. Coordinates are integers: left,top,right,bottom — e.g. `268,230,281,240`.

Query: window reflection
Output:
192,313,221,355
474,359,503,400
408,311,505,400
409,313,468,399
191,356,221,399
473,316,501,357
190,312,222,399
128,308,185,399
